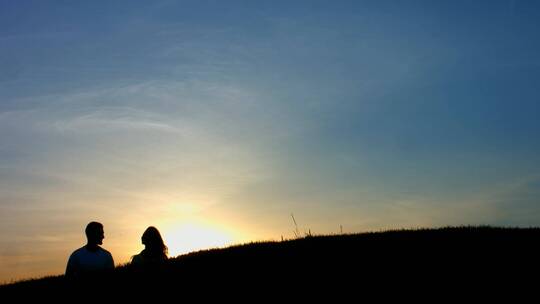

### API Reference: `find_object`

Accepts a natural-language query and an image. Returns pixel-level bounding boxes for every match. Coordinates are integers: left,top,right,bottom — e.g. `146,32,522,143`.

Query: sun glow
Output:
162,220,236,257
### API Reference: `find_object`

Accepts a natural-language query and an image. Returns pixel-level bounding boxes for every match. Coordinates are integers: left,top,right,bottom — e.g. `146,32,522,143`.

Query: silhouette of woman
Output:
131,226,168,265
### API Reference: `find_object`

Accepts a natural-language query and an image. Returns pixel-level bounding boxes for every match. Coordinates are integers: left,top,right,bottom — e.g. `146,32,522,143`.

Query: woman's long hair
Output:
141,226,168,260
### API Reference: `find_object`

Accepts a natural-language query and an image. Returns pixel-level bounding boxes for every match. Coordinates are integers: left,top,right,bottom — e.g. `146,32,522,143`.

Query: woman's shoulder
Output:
131,253,144,264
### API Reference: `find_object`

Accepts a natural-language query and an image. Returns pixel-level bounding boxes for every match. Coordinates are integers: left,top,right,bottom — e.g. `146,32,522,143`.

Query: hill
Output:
1,226,539,299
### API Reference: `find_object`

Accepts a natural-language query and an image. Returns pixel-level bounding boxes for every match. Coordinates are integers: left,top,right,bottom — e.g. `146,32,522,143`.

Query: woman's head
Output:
141,226,168,258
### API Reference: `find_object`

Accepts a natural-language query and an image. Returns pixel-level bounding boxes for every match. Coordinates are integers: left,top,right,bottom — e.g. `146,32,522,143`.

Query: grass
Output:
1,226,539,299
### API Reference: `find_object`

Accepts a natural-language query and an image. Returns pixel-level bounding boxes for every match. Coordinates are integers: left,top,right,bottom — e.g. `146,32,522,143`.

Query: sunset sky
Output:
1,0,540,282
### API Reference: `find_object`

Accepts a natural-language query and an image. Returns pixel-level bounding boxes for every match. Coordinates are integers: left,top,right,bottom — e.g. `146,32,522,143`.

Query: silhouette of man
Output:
65,222,114,278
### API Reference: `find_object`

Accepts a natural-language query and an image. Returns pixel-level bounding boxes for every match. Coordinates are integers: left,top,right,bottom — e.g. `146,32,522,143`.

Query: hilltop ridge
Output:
2,226,538,299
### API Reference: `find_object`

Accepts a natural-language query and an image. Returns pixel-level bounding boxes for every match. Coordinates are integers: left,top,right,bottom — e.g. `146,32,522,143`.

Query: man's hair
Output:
85,221,103,237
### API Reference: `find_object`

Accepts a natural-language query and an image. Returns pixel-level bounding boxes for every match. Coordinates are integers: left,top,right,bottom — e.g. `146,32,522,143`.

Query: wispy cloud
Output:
52,107,183,134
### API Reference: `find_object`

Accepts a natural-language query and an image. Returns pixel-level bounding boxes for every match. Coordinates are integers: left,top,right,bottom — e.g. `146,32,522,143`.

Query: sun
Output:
162,220,236,257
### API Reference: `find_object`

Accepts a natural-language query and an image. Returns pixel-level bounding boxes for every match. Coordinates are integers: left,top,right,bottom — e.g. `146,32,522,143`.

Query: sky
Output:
1,0,540,282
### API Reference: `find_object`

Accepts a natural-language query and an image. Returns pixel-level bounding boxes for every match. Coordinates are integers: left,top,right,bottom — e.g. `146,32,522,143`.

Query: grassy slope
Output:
2,226,539,298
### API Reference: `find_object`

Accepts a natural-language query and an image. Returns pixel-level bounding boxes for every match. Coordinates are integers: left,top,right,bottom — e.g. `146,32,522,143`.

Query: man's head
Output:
85,222,105,245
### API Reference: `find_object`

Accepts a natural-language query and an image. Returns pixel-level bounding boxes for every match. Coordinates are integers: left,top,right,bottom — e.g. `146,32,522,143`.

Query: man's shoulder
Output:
98,246,112,255
70,246,111,257
70,246,87,256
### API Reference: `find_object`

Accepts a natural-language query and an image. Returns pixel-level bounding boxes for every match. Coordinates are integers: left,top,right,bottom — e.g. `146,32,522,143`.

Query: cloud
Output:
52,107,184,134
0,78,276,212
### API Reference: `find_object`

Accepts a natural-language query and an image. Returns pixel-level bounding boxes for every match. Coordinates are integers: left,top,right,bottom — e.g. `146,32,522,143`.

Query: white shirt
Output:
65,246,114,277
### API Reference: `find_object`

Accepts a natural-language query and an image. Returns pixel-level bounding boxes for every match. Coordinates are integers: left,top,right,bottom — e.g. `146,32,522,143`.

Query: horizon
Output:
2,225,539,285
1,0,540,282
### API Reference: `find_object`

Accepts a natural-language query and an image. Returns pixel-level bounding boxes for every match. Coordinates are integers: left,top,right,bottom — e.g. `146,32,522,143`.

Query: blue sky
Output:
1,0,540,282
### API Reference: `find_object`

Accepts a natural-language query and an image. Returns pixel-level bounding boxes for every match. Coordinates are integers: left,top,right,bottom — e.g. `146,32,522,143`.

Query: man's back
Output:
66,246,114,277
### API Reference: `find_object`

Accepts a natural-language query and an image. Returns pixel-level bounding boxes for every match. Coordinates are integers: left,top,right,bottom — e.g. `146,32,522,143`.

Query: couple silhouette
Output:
65,221,168,278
